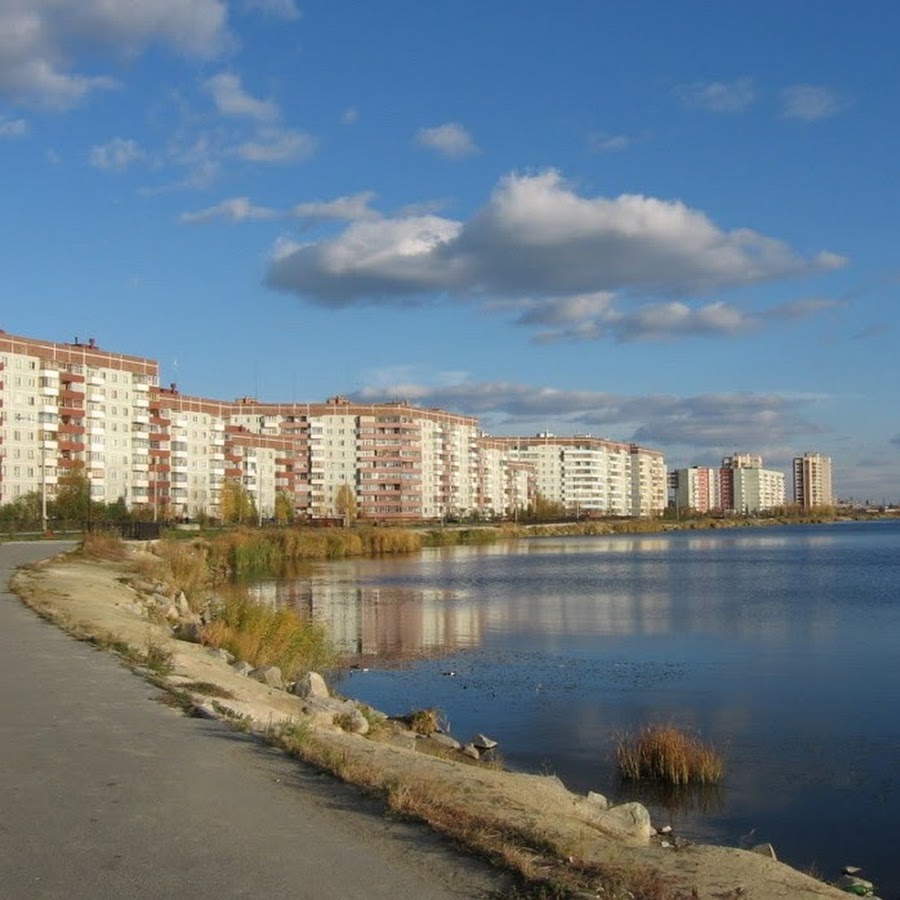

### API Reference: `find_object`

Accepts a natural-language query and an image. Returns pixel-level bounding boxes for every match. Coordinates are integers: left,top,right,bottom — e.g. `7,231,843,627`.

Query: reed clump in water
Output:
616,724,725,786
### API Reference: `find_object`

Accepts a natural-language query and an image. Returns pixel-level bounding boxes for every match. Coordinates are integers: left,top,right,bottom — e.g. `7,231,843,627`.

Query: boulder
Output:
341,709,370,735
461,743,480,760
292,671,329,699
585,791,609,811
175,592,190,616
593,801,653,842
249,665,284,690
472,733,498,750
231,660,254,677
206,647,235,664
429,732,461,751
174,621,203,643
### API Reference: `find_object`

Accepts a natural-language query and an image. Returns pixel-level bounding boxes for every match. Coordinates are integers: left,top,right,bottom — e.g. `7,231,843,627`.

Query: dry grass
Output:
150,540,211,607
201,589,334,679
256,718,687,899
616,724,725,786
406,707,441,735
80,531,127,560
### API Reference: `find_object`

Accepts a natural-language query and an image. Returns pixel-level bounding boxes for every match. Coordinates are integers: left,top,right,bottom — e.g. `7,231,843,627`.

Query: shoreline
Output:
6,539,859,899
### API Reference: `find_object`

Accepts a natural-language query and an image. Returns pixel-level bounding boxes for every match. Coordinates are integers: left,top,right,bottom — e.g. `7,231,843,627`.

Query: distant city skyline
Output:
1,2,897,502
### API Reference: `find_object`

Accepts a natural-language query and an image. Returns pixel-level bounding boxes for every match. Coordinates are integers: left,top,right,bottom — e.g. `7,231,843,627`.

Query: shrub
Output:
616,724,725,786
407,707,441,735
201,588,334,679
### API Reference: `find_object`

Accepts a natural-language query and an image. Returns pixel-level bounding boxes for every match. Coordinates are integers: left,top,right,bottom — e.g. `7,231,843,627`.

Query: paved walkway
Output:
0,542,506,899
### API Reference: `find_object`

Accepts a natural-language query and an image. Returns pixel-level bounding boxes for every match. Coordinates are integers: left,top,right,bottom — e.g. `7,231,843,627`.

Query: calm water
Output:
253,520,900,894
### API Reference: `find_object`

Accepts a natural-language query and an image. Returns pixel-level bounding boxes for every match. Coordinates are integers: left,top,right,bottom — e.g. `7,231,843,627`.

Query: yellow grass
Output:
201,589,334,679
616,724,725,786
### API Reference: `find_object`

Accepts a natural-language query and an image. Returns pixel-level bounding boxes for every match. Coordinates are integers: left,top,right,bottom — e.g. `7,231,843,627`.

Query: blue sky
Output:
1,1,898,502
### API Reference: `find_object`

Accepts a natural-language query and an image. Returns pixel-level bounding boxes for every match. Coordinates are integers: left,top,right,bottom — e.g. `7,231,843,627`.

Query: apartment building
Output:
0,332,159,516
670,453,786,515
488,434,667,517
671,466,722,514
0,330,668,521
793,452,833,509
476,438,533,517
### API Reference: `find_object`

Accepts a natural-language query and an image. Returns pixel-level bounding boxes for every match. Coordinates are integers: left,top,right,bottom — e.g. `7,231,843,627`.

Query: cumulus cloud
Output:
341,107,359,125
89,136,146,172
0,115,27,138
414,122,480,159
674,78,755,113
292,191,378,221
355,378,821,451
0,0,229,108
235,127,316,162
204,72,278,122
180,196,278,223
265,169,847,338
587,132,632,153
780,84,848,121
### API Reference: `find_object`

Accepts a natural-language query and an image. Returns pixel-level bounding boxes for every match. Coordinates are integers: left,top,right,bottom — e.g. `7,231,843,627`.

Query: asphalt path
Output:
0,542,508,899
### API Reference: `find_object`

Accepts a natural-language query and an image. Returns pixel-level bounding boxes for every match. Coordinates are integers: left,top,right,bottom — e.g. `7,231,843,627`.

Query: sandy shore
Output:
10,544,851,899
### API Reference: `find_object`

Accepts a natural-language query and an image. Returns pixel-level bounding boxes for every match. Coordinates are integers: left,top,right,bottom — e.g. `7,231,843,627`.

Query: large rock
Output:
249,665,284,690
231,660,254,676
292,671,329,699
341,708,370,735
174,621,203,643
589,801,653,842
429,732,461,750
472,733,498,750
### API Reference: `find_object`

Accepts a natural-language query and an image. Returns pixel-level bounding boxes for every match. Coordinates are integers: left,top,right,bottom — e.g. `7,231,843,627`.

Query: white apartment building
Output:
0,330,669,522
731,465,785,514
793,452,833,509
490,435,667,517
672,454,786,515
671,466,722,514
0,333,158,515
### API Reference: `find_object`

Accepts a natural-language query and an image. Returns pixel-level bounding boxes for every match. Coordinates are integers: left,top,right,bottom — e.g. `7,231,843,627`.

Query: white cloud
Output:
204,72,278,122
266,169,846,337
0,0,229,108
674,78,755,113
241,0,302,20
89,136,145,172
235,127,316,163
0,115,27,138
341,106,359,125
587,132,631,153
355,378,822,452
780,85,848,122
292,191,378,221
180,196,278,223
414,122,480,159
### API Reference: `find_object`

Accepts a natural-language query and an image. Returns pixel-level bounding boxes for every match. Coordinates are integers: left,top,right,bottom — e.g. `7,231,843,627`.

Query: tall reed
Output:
616,724,725,785
202,588,334,678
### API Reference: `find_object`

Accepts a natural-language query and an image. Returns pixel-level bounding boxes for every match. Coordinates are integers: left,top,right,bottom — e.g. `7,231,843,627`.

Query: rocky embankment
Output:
11,547,867,899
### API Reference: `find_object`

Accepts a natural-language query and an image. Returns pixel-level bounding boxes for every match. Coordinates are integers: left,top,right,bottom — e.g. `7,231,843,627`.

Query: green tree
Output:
524,492,566,522
274,490,294,525
53,465,91,524
335,483,357,524
220,478,256,525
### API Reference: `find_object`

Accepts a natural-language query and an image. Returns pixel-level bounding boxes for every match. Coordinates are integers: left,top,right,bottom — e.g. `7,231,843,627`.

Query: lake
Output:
251,520,900,894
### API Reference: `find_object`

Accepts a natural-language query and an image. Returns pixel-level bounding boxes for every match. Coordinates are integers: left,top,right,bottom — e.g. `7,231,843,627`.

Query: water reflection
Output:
248,521,900,893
